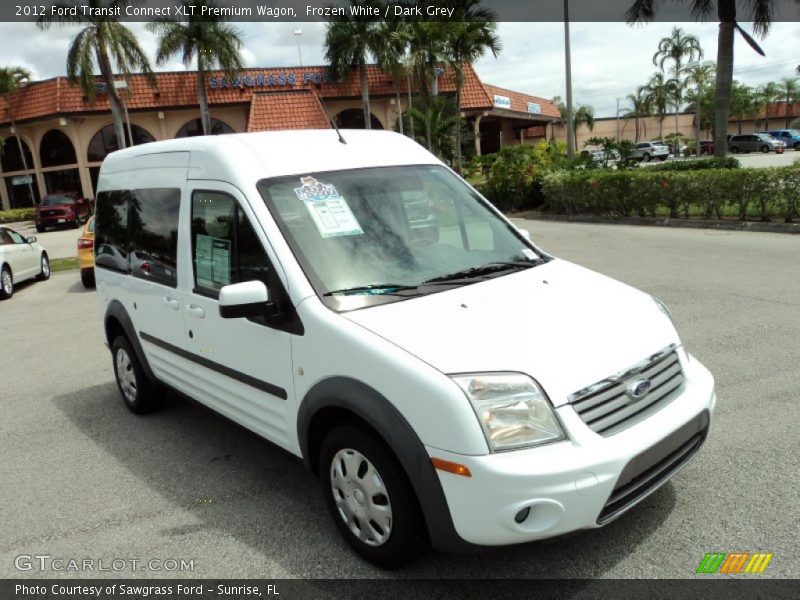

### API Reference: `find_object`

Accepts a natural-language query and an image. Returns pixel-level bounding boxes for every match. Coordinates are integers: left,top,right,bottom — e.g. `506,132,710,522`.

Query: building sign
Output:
527,102,542,114
11,175,33,185
209,71,331,89
493,95,511,109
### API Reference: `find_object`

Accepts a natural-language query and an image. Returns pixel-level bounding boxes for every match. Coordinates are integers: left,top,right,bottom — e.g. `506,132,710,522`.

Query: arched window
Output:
175,118,234,137
40,129,77,167
1,136,35,173
334,109,383,130
87,124,156,163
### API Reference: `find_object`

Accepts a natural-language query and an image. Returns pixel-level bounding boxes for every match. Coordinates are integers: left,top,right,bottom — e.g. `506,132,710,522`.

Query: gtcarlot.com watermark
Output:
14,554,195,573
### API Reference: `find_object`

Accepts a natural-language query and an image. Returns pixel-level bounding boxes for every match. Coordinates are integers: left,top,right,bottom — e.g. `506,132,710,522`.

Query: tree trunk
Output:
454,82,462,173
96,38,127,150
713,1,736,158
406,72,414,138
197,64,211,135
738,117,742,134
787,100,792,129
658,118,664,140
696,105,701,157
359,60,371,130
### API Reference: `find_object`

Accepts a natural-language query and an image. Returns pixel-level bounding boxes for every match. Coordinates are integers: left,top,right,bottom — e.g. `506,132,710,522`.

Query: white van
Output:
94,130,715,568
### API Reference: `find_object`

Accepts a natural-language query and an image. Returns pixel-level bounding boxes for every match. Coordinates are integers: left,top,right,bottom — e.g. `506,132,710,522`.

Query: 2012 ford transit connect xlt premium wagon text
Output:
94,130,716,568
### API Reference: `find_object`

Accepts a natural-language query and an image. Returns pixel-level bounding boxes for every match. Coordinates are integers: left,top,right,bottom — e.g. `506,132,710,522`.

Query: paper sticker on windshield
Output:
294,176,363,238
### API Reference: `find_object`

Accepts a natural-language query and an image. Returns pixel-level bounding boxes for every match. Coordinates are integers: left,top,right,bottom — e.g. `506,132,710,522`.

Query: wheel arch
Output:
104,300,157,384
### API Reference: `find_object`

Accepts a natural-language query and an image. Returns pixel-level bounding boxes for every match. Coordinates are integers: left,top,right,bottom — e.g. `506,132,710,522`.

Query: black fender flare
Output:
104,299,157,384
297,376,476,553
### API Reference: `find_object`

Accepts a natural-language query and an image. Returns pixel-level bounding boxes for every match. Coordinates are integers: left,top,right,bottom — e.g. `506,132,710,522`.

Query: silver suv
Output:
633,141,670,162
728,133,783,154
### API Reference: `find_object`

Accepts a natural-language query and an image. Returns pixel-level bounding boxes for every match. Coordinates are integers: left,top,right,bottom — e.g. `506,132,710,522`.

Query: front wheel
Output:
731,146,739,154
643,152,651,162
320,423,425,569
761,145,770,154
794,142,800,151
37,253,50,281
36,224,46,233
659,155,668,161
111,336,163,414
0,266,13,300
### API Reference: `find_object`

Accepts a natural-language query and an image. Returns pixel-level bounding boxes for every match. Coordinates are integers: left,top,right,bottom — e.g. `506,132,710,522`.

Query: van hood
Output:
343,259,680,407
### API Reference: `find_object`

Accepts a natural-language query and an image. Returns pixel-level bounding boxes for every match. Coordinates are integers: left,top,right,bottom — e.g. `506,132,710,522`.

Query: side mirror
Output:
219,280,272,319
516,227,531,242
26,236,37,244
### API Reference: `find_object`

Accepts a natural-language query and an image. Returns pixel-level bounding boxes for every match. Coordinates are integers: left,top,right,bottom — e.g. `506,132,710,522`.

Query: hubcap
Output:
115,348,137,403
330,448,393,547
2,270,11,294
42,257,50,277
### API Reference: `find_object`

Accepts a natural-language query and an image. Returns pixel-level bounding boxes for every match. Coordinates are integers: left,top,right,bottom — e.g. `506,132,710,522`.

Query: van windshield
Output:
258,165,547,311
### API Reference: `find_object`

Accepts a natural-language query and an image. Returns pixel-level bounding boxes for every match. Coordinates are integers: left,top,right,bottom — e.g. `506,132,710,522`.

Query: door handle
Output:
162,297,179,310
186,304,206,318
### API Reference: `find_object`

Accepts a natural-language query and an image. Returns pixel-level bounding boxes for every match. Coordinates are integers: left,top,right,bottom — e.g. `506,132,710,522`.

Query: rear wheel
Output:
0,266,13,300
731,146,739,154
659,155,668,161
794,142,800,151
81,268,95,288
320,423,425,569
643,152,651,162
37,253,50,281
71,216,81,229
111,336,163,414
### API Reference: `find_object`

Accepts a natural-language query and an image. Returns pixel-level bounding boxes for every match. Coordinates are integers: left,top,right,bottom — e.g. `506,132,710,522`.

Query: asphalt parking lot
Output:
1,220,798,580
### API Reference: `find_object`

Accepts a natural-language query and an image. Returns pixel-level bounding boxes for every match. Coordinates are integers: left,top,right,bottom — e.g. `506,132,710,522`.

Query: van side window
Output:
129,189,180,287
95,190,130,273
191,191,271,295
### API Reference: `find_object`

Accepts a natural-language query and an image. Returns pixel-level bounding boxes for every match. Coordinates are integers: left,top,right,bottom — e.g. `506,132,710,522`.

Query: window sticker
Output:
196,234,231,288
294,176,364,238
521,248,537,260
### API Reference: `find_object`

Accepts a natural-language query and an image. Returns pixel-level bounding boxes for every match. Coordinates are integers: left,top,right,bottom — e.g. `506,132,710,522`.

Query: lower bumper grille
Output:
597,410,709,525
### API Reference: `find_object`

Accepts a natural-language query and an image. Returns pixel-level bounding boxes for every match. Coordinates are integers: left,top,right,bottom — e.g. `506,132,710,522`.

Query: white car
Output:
0,226,50,300
94,131,716,568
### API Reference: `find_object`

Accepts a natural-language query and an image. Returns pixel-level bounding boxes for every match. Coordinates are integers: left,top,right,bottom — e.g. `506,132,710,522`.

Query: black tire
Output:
731,146,739,154
71,216,81,229
794,142,800,151
761,145,770,154
81,268,95,288
36,224,46,233
36,253,50,281
320,423,425,569
111,335,163,414
0,266,12,300
643,152,651,162
659,155,668,161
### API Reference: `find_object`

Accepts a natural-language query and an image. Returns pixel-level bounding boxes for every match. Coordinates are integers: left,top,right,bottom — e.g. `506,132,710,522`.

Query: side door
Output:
182,184,297,451
5,228,38,279
123,188,193,389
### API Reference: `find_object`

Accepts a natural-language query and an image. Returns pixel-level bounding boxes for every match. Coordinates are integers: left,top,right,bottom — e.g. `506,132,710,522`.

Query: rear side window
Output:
95,188,180,287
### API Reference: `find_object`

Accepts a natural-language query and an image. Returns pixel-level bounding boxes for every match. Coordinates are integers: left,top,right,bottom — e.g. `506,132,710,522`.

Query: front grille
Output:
569,345,685,436
597,410,709,525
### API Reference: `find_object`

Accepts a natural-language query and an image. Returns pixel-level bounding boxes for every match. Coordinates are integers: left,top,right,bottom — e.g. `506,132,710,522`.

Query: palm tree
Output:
778,77,799,128
684,62,715,155
628,0,778,158
642,72,676,140
572,104,595,152
446,2,501,172
653,26,703,136
148,0,243,136
0,66,36,204
37,0,154,151
729,81,757,134
623,87,652,142
756,81,780,130
405,96,457,161
551,95,567,141
324,0,387,130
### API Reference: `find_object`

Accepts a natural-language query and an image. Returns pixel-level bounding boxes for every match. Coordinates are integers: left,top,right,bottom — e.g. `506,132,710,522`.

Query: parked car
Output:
633,141,670,162
77,216,95,288
580,147,621,166
767,129,800,151
698,140,714,155
0,226,50,300
35,192,92,232
94,131,716,568
728,133,784,154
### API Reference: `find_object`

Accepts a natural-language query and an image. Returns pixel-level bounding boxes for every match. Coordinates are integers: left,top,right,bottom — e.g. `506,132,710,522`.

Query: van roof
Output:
100,129,442,180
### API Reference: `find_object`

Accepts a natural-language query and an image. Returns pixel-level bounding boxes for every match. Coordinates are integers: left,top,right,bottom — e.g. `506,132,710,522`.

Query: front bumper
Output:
428,354,715,546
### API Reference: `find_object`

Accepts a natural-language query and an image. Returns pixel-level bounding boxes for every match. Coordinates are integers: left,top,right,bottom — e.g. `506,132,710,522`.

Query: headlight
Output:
451,373,565,452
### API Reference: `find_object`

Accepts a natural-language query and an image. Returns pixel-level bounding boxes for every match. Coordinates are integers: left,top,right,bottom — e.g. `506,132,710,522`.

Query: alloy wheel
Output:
115,348,138,403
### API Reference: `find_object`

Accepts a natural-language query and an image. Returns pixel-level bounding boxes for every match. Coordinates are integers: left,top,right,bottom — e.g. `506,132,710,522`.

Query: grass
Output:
49,257,79,273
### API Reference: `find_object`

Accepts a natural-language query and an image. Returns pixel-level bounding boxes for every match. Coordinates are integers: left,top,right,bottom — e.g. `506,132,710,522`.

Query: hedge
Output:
0,208,36,223
645,156,740,171
541,166,800,222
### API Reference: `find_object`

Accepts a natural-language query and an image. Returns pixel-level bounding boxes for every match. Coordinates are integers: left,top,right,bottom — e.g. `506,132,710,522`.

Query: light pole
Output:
294,29,303,67
563,0,575,158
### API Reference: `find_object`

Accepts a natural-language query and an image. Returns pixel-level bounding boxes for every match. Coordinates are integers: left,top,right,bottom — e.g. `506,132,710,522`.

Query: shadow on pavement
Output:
54,383,677,579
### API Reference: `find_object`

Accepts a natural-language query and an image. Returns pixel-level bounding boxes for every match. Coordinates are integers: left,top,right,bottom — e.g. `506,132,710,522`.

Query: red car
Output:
35,193,92,232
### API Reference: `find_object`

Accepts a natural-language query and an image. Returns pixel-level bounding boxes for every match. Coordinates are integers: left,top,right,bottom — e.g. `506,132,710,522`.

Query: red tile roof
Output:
481,83,561,118
247,90,331,132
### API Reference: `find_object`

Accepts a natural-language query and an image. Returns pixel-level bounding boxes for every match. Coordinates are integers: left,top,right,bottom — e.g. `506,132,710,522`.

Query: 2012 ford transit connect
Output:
94,130,716,568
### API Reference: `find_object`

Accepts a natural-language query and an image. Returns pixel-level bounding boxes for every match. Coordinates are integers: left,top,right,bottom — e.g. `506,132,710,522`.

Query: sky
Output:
0,20,797,117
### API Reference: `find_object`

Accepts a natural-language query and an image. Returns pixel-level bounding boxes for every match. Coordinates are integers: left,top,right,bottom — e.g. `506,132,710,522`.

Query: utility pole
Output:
616,98,621,140
563,0,575,158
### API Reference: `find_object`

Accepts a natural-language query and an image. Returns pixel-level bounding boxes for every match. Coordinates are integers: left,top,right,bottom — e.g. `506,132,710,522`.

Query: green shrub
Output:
541,165,799,222
646,156,740,171
0,208,35,223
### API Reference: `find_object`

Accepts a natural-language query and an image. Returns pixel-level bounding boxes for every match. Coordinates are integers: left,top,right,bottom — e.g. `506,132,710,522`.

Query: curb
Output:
509,212,800,235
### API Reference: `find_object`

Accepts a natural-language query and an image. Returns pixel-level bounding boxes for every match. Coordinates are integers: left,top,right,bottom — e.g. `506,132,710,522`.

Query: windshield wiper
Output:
323,283,419,297
422,260,542,285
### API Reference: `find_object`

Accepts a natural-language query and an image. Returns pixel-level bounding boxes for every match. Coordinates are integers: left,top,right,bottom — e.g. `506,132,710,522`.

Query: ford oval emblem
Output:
626,378,652,400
